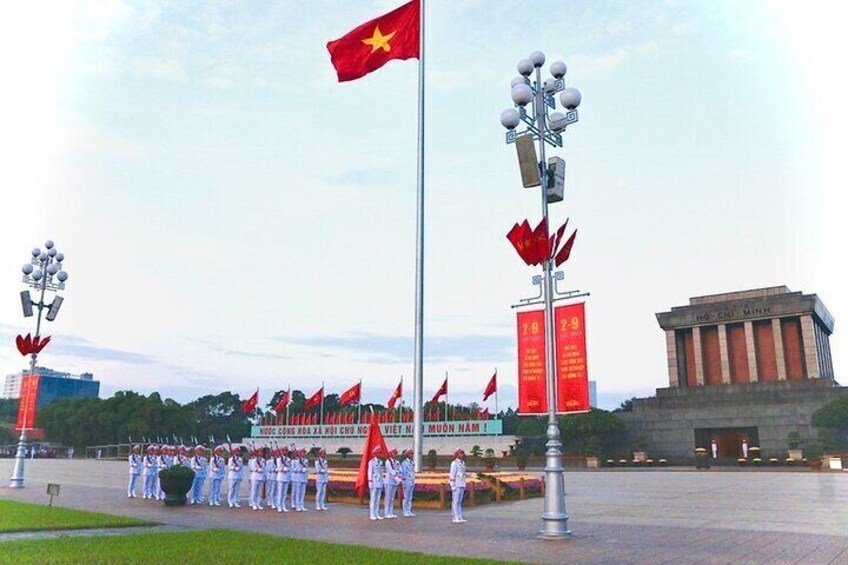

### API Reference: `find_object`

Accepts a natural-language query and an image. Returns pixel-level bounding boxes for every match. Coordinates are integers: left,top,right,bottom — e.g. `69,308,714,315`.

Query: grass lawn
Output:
0,529,514,564
0,499,154,533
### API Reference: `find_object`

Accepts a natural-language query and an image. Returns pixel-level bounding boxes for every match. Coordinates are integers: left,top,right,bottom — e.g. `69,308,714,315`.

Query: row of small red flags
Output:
260,407,492,427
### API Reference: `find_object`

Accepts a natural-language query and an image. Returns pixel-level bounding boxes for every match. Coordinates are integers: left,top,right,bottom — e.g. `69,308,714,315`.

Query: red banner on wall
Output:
15,374,40,431
517,309,548,414
554,303,590,413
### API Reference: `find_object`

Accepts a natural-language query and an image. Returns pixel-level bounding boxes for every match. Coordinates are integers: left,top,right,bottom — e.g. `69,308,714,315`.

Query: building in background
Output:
2,367,99,406
621,286,844,461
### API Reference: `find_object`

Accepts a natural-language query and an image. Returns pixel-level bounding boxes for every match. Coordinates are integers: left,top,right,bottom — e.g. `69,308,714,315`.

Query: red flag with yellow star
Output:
327,0,419,82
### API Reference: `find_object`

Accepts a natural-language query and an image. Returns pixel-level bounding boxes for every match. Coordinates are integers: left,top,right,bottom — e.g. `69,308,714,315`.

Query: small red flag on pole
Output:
241,389,259,415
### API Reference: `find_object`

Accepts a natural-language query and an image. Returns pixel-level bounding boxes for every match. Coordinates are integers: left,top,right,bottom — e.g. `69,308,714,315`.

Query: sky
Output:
0,0,845,412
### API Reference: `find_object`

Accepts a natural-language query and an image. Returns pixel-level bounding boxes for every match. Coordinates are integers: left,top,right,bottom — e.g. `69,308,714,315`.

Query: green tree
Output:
811,396,848,450
558,408,627,456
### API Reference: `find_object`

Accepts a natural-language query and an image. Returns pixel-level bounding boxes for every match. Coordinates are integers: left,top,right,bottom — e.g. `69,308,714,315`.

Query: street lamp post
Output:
9,239,68,488
500,51,582,539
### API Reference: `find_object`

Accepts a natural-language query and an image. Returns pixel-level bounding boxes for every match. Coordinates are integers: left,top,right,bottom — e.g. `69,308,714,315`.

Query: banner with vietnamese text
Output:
517,309,548,414
554,302,590,413
15,374,40,430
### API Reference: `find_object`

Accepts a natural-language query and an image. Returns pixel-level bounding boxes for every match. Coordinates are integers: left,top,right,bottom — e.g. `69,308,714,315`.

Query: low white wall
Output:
244,435,518,456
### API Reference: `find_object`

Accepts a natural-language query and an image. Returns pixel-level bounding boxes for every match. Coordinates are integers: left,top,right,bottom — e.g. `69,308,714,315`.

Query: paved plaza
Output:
1,459,847,564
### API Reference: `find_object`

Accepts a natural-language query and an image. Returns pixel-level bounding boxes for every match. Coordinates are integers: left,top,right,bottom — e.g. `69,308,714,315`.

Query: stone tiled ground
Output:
1,459,847,564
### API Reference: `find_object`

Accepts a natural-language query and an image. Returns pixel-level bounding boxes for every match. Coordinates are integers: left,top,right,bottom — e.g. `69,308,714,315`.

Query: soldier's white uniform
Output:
190,448,207,504
248,452,266,510
227,451,243,508
141,448,158,500
208,450,225,506
400,451,416,516
156,449,170,500
314,452,329,511
265,454,277,509
368,451,385,520
449,451,467,523
276,451,291,512
127,447,141,498
291,453,308,511
383,454,400,518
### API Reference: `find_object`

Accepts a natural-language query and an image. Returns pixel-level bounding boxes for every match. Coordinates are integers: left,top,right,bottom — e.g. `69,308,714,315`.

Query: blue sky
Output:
0,1,844,411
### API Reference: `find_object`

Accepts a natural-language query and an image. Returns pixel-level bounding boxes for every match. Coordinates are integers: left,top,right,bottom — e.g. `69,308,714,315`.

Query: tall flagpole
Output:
286,385,290,426
358,378,362,425
412,0,426,473
444,371,449,423
320,382,324,437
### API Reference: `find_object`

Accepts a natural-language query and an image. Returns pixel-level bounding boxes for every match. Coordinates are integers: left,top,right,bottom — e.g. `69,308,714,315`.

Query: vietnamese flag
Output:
387,379,403,410
340,382,362,407
554,229,578,267
304,387,324,410
355,411,390,498
241,389,259,415
429,376,447,405
327,0,420,82
273,389,290,413
483,372,497,402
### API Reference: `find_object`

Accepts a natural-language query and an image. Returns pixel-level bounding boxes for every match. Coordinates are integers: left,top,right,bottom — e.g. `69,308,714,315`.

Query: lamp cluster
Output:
22,240,68,292
499,51,582,146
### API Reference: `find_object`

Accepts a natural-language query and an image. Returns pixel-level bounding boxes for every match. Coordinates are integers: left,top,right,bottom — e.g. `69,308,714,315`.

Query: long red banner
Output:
554,302,590,413
15,374,40,431
517,310,548,414
517,304,590,415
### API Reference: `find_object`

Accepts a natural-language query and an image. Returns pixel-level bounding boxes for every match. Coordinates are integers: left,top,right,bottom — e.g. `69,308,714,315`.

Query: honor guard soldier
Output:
249,448,266,510
177,445,190,467
265,448,278,510
400,448,416,516
383,448,400,519
291,448,308,512
227,446,243,508
141,445,159,500
156,445,171,500
127,445,141,498
208,446,225,506
368,446,385,521
276,446,291,513
449,448,467,523
190,445,208,504
314,448,329,511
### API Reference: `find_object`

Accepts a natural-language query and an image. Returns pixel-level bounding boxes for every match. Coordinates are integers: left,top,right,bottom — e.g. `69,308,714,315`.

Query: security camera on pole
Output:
500,51,582,539
10,240,69,488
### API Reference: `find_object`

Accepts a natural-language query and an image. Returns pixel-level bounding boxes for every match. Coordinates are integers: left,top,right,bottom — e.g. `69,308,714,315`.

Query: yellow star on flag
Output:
361,26,396,54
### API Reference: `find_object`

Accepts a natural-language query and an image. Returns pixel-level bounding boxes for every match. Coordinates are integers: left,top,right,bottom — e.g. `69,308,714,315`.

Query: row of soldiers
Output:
127,444,329,511
129,444,468,522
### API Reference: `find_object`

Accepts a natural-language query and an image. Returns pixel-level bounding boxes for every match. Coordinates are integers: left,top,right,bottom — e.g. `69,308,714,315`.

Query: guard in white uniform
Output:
400,448,416,516
176,445,190,467
227,447,243,508
156,445,171,500
141,445,159,500
265,449,278,509
449,448,467,523
383,448,400,519
368,446,385,521
189,445,207,504
249,448,266,510
314,448,329,511
276,446,291,513
127,444,141,498
208,446,225,506
292,449,309,511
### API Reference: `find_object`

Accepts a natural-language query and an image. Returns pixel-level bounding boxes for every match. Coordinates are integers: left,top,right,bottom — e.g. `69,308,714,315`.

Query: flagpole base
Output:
9,430,28,488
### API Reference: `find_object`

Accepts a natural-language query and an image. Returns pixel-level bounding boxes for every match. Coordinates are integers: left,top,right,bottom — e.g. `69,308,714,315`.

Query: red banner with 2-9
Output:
517,304,590,415
517,309,548,415
554,303,590,413
15,374,40,431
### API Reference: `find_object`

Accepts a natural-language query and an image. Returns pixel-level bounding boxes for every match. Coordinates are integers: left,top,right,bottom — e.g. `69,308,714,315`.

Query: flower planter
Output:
737,458,747,467
159,465,195,506
658,459,667,467
585,456,599,469
694,448,710,470
753,458,762,467
606,459,615,467
808,459,822,471
768,458,779,466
